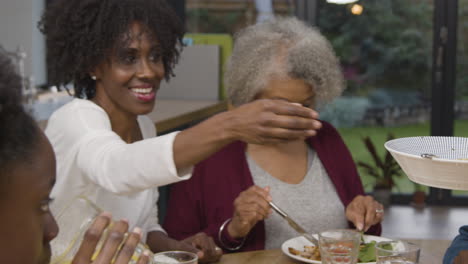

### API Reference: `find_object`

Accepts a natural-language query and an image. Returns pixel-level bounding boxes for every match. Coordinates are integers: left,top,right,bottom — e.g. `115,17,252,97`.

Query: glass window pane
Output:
317,1,433,198
185,0,297,100
186,0,296,34
453,0,468,197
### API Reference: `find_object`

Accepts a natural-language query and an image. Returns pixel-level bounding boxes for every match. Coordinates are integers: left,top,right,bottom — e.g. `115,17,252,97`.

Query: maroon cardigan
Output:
163,121,381,252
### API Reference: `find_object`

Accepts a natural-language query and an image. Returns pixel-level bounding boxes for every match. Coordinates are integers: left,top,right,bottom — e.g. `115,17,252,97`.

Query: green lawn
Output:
337,120,468,193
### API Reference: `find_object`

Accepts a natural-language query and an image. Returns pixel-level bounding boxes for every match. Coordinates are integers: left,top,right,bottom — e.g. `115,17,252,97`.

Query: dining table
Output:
214,239,451,264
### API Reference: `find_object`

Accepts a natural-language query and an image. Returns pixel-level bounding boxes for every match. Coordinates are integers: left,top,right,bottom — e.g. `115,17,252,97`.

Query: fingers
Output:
193,234,216,257
262,112,322,132
73,214,148,264
175,240,205,262
72,212,112,264
255,126,320,143
346,200,365,232
187,233,223,263
252,110,321,141
177,239,200,255
135,251,150,264
230,186,272,238
241,186,272,204
93,219,129,264
235,186,272,219
346,195,384,232
363,199,384,231
265,99,319,119
113,227,143,264
373,202,385,224
230,99,322,144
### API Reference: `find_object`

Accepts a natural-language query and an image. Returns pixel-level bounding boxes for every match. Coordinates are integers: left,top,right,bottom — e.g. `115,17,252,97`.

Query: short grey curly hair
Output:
226,17,345,108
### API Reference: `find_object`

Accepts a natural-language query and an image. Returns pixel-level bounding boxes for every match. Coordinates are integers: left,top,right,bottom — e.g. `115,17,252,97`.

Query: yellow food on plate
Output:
288,245,321,261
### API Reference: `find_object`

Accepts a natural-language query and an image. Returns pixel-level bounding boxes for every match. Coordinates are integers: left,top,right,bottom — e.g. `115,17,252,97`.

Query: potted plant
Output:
411,182,426,209
357,133,404,207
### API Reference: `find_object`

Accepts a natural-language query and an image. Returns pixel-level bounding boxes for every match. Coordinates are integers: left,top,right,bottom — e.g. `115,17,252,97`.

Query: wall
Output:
158,45,220,100
0,0,46,85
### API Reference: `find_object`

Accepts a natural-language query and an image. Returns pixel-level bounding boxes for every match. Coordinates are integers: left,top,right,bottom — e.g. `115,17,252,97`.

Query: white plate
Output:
281,234,392,264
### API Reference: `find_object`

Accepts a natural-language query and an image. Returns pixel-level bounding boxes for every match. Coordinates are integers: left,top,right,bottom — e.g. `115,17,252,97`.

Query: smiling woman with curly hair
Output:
39,0,322,261
40,0,183,99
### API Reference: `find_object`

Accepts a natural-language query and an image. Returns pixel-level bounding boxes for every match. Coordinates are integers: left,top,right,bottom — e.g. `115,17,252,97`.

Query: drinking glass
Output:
375,241,420,264
50,196,153,264
153,251,198,264
318,229,361,264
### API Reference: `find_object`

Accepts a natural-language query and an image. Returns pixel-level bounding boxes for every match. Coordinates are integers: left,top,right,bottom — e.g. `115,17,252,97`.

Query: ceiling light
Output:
326,0,359,4
351,4,364,15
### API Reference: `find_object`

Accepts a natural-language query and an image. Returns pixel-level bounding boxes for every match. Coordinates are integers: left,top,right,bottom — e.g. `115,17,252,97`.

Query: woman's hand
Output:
174,99,322,172
147,231,221,263
182,232,223,263
345,195,384,232
227,186,272,239
227,99,322,145
72,212,150,264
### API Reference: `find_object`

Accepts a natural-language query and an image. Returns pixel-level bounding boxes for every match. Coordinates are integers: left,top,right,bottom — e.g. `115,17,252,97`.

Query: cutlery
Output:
359,230,365,244
269,201,319,247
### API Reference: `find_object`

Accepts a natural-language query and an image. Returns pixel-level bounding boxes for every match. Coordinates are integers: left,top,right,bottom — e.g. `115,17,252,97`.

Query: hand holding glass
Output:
50,196,152,264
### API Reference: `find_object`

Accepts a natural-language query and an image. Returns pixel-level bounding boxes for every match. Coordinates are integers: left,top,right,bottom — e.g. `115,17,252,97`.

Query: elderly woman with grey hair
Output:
164,17,383,253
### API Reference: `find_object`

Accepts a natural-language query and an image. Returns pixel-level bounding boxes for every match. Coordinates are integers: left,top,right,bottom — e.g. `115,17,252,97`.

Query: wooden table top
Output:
215,239,451,264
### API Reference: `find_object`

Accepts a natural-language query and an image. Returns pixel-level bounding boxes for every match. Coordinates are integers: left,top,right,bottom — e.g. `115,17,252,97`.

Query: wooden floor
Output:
381,205,468,240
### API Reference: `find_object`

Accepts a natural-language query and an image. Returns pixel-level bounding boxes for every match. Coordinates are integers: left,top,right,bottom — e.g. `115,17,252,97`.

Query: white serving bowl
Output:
384,136,468,190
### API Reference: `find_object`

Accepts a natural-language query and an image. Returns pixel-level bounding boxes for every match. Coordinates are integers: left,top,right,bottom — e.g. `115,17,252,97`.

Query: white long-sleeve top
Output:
46,98,192,241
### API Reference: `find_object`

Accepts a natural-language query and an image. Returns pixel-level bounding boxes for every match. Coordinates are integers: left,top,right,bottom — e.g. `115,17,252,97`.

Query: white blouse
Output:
46,99,192,241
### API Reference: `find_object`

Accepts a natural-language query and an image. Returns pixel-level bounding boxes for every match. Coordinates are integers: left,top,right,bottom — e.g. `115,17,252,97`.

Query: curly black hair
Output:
0,47,40,181
39,0,185,99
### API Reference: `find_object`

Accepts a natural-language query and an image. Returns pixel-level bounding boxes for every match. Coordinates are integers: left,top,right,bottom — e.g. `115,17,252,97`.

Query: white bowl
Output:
384,136,468,190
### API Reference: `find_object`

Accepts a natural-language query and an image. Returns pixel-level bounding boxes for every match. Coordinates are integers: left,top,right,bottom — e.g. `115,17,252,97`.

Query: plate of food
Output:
281,234,392,264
